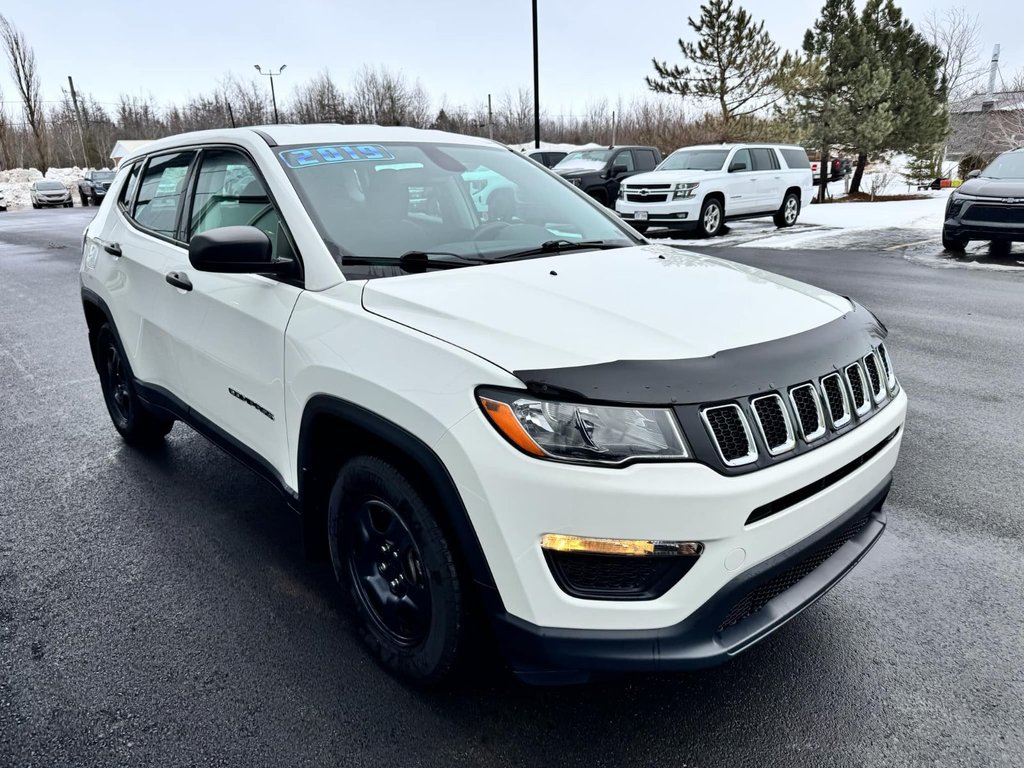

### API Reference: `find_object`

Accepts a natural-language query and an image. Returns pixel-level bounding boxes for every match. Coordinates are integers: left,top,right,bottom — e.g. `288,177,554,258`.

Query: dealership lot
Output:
1,207,1022,766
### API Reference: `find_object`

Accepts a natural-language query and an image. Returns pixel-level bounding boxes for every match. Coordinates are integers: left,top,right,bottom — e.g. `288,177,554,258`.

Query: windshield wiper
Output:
341,251,488,272
494,240,630,261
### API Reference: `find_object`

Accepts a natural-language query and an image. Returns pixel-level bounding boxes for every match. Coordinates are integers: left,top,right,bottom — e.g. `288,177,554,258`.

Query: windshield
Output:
35,181,65,191
278,142,636,275
980,152,1024,179
93,171,116,181
657,150,729,172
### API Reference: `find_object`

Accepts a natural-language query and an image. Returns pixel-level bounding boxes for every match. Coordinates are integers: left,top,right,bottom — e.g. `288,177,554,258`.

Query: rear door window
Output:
751,148,779,171
133,152,196,240
636,149,658,172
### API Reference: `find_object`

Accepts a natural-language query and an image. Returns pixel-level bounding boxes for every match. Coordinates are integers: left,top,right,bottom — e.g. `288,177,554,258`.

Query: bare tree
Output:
0,80,14,169
0,14,48,170
291,70,351,123
923,7,985,109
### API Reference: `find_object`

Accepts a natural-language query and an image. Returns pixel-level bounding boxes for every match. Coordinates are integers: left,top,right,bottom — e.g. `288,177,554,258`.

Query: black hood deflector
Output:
514,302,887,406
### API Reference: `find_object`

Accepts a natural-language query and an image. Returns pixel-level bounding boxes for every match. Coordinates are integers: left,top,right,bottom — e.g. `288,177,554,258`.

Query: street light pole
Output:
532,0,540,149
254,64,287,124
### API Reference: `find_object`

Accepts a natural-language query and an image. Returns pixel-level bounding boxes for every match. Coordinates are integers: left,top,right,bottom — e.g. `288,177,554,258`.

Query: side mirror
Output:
611,164,629,176
729,161,747,172
967,169,981,179
189,226,291,275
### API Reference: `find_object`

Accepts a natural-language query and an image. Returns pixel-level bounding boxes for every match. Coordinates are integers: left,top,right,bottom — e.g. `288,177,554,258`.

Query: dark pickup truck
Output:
552,145,663,207
78,170,117,206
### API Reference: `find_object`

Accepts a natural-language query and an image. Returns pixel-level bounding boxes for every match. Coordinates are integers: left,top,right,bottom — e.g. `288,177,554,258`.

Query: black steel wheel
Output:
95,323,174,444
328,456,464,683
942,231,967,253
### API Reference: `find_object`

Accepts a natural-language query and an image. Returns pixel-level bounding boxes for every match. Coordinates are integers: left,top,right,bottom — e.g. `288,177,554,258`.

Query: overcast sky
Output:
0,0,1018,118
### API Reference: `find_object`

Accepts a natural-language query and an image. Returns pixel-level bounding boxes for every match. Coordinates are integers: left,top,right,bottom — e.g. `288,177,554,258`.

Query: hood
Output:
554,161,605,174
625,170,709,186
361,244,853,373
957,177,1024,198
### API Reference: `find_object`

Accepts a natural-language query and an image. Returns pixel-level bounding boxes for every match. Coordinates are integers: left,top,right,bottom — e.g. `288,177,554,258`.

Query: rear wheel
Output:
328,456,464,684
942,230,967,253
95,324,174,445
699,197,725,237
774,192,800,228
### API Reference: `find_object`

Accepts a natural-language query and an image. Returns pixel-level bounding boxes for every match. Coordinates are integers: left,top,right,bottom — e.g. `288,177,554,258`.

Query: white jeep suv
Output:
616,143,815,236
80,126,906,685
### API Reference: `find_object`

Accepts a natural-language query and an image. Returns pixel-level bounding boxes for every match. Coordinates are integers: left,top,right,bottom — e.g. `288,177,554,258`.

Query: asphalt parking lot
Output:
2,207,1022,767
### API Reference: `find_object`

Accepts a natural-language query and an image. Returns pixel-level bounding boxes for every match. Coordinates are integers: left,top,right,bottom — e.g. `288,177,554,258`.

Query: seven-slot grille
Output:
700,346,897,468
700,404,758,466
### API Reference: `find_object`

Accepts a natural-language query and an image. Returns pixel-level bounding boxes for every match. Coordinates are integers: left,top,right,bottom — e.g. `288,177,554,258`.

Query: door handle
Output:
165,271,193,291
103,242,122,257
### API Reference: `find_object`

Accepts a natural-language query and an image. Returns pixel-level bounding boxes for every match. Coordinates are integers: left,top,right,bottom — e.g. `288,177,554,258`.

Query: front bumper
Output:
493,477,889,683
616,196,701,228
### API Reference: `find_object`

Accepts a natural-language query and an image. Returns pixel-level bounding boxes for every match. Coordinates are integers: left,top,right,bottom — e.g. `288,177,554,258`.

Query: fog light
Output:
541,534,703,557
676,212,688,219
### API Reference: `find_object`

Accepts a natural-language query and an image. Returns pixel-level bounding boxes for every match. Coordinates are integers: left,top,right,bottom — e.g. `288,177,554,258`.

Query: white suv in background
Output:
80,126,905,685
616,143,815,236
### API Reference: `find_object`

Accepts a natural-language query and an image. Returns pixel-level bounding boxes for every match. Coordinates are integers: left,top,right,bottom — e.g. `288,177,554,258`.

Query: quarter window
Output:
134,152,195,239
118,162,142,213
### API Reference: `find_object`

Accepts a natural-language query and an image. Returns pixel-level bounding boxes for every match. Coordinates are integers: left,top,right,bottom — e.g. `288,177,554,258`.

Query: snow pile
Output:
508,141,604,154
0,167,95,209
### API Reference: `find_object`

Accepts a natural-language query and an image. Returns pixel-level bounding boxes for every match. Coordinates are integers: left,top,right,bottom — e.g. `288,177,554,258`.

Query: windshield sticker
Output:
279,144,394,168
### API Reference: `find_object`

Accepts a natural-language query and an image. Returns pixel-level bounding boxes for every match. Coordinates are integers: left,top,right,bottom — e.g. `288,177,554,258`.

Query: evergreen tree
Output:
647,0,785,122
848,0,947,193
788,0,864,201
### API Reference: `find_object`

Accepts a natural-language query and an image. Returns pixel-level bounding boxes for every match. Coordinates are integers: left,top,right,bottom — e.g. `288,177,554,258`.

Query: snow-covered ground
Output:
0,167,102,210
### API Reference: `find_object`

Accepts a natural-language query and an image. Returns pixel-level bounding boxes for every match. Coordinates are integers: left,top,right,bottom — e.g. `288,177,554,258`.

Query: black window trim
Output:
119,148,199,249
116,141,304,287
117,160,143,217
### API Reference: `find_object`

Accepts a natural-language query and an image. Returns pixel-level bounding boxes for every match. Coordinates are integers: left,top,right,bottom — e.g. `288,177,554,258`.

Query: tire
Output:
328,456,464,684
587,189,608,207
699,196,725,237
80,193,89,206
65,202,73,208
942,231,967,253
774,191,800,228
95,323,174,445
632,222,649,235
32,203,39,209
90,195,100,206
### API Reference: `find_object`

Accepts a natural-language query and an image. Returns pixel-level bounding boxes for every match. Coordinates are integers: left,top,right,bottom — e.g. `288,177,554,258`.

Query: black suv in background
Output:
553,145,663,206
943,149,1024,252
78,170,117,206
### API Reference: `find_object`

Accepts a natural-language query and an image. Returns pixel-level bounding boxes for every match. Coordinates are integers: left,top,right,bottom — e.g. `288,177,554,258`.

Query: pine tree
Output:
788,0,864,201
647,0,785,123
848,0,947,193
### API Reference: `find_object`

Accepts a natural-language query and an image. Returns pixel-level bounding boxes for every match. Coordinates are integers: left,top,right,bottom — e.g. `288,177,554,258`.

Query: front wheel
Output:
95,324,174,445
80,194,89,206
699,197,725,237
328,456,465,684
631,222,649,235
774,192,800,228
942,231,967,253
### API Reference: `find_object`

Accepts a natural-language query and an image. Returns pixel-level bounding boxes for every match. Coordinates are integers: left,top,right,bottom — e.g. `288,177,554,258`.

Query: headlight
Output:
673,182,699,200
617,186,626,199
477,388,689,465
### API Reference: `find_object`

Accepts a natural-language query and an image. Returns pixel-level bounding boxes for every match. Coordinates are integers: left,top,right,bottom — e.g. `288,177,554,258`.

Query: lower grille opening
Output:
745,428,899,526
544,550,699,601
718,509,874,632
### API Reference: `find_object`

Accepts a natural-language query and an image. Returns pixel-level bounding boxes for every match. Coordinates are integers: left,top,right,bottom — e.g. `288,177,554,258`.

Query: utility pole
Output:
254,64,287,123
67,76,89,168
532,0,540,148
487,93,494,140
226,101,236,128
611,111,617,145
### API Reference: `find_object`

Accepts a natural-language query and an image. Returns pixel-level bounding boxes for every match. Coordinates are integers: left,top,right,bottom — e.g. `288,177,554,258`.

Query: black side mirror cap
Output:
611,164,629,176
188,226,292,275
967,169,981,179
729,162,747,172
